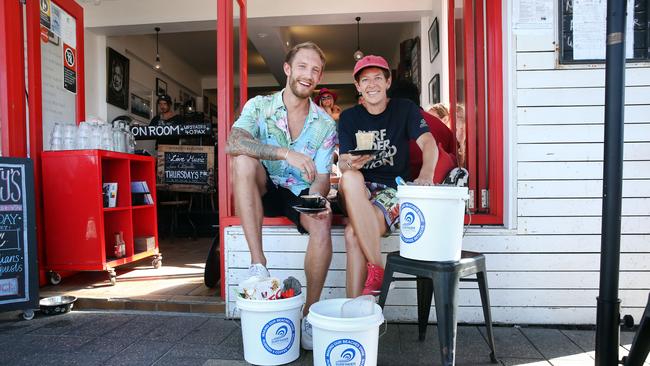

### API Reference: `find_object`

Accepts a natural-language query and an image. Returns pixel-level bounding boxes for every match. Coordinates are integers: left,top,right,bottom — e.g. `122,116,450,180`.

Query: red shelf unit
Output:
41,150,160,284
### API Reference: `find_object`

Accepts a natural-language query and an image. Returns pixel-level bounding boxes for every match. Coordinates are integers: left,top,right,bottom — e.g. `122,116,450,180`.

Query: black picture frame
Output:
428,17,440,62
106,47,129,110
130,93,151,119
429,74,440,104
156,78,167,96
410,37,421,93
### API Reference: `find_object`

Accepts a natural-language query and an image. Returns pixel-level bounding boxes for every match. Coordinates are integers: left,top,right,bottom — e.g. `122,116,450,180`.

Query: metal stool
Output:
378,250,498,366
623,293,650,366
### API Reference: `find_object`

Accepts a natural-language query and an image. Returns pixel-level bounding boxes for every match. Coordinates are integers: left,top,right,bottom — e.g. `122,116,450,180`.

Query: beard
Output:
288,74,314,99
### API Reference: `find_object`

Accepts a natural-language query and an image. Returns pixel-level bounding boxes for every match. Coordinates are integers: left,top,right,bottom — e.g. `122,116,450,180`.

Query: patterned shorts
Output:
365,182,400,234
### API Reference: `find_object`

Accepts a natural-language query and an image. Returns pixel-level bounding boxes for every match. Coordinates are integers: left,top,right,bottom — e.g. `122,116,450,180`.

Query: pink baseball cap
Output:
353,55,390,79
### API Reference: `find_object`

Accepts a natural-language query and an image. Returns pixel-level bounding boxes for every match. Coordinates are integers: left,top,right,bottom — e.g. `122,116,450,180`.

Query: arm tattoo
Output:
225,127,284,160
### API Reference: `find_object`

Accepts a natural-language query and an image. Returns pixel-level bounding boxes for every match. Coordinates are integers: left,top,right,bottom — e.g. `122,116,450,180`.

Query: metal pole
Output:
595,0,627,365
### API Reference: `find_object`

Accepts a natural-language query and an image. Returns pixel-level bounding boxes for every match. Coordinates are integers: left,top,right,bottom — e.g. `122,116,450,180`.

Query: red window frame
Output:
0,0,27,157
447,0,504,225
25,0,86,282
217,0,248,295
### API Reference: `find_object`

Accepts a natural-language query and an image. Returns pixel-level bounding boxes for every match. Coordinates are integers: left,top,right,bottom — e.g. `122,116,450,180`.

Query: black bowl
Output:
39,296,76,315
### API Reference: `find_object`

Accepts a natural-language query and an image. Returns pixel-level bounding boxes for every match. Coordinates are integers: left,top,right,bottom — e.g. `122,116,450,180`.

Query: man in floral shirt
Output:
225,42,336,350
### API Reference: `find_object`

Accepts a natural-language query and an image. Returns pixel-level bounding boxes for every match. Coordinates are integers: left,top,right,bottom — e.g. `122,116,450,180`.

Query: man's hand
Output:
413,176,434,186
339,153,373,172
302,199,332,220
286,150,317,182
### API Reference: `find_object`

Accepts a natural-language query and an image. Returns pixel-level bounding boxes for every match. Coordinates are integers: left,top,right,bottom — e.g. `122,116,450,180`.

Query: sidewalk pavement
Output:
0,309,645,365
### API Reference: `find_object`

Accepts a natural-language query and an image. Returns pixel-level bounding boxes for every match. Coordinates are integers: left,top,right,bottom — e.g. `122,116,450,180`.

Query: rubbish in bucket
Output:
238,276,301,301
397,185,469,261
307,297,385,366
236,294,304,365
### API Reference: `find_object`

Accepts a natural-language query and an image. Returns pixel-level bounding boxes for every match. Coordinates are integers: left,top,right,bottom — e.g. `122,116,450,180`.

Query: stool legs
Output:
432,272,460,366
477,271,499,363
416,277,434,341
377,262,394,308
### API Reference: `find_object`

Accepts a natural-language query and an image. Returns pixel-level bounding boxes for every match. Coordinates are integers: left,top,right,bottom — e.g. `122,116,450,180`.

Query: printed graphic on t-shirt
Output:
362,129,398,169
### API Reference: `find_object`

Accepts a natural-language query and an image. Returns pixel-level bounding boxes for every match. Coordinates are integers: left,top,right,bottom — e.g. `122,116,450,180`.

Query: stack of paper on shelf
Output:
131,181,154,205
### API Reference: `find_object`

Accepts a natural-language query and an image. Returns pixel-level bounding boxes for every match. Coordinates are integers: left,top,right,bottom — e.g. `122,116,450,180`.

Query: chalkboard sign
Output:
157,145,215,193
0,158,38,314
132,123,212,140
559,0,649,64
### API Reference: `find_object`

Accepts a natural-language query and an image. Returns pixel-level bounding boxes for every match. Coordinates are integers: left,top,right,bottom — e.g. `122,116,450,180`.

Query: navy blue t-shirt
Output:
338,98,429,188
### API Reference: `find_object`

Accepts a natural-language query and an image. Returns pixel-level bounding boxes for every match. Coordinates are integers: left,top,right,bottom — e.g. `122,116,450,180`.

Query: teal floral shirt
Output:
232,90,338,195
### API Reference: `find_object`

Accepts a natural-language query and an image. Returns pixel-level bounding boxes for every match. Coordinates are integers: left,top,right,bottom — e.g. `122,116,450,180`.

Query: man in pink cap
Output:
337,55,439,296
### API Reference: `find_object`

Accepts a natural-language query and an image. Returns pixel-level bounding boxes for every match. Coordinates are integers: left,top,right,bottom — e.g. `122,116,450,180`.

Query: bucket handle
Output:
462,204,472,238
379,319,388,338
229,305,242,329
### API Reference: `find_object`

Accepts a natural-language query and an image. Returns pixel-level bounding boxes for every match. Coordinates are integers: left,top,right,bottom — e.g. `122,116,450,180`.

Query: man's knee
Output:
306,219,332,245
232,155,259,177
232,155,265,195
339,170,365,194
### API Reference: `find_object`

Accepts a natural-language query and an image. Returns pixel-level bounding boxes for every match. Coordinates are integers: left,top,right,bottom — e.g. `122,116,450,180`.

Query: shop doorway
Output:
35,0,438,311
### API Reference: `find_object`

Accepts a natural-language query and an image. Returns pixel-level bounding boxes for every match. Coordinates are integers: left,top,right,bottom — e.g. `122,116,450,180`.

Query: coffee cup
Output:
301,194,326,208
355,131,374,150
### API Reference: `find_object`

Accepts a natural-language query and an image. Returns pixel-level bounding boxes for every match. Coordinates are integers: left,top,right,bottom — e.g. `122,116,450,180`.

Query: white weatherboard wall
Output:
511,0,650,323
224,1,650,325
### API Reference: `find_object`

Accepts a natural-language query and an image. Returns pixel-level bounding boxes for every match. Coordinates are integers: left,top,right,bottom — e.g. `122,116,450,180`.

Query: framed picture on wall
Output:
106,47,129,110
409,37,421,93
130,93,151,120
156,78,167,96
429,74,440,104
428,17,440,62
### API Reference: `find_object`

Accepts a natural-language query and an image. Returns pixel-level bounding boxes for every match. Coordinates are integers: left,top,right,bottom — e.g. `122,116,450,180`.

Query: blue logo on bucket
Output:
325,339,366,366
276,325,288,337
400,202,425,244
260,317,295,355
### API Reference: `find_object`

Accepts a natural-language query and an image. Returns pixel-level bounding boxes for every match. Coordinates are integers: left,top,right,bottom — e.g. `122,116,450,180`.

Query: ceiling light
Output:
154,27,162,70
353,17,364,61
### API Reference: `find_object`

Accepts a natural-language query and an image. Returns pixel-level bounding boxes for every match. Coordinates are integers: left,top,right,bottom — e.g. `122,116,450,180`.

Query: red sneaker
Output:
362,263,385,296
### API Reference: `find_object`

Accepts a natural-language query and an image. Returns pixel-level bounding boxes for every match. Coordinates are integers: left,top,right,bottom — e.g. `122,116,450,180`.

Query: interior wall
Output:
83,30,107,122
106,34,202,123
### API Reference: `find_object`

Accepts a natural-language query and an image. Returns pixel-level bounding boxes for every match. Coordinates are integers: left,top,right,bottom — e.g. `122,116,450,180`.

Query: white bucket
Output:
307,298,385,366
397,185,469,261
236,294,304,365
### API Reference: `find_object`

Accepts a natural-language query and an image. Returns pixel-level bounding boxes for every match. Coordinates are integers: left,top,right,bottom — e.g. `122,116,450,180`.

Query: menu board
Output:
560,0,644,63
131,123,212,140
157,145,215,192
0,158,38,313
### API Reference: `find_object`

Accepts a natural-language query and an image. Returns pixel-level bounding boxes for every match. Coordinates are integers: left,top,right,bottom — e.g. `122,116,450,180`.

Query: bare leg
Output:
339,170,386,266
301,212,333,315
344,225,367,298
232,155,268,265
